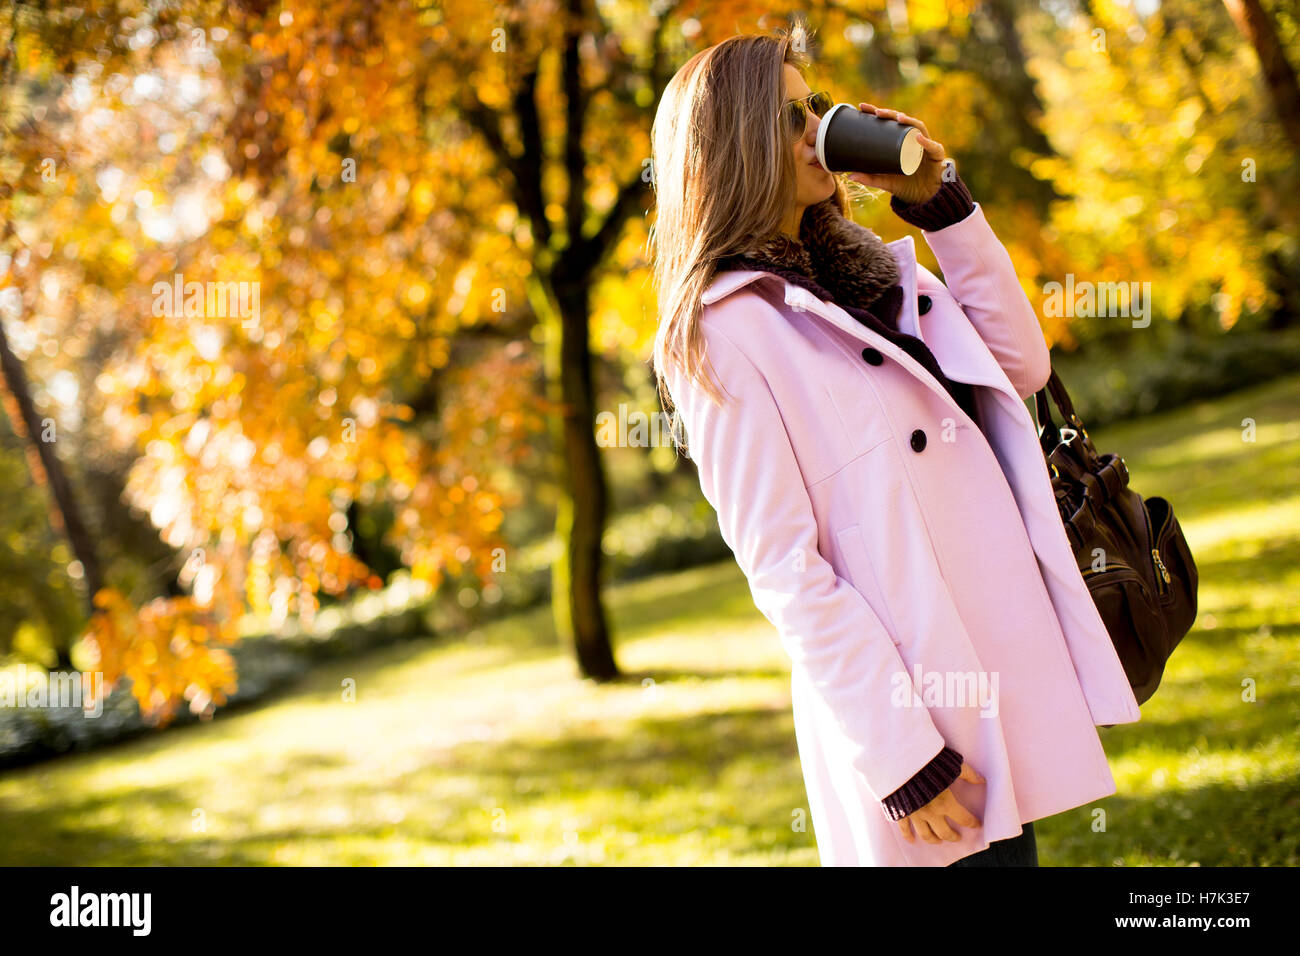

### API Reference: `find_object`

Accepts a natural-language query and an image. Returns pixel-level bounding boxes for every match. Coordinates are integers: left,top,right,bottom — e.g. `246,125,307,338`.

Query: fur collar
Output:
717,195,903,327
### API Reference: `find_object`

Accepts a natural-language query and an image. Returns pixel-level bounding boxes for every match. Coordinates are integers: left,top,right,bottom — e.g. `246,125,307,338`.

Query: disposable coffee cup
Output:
815,103,924,176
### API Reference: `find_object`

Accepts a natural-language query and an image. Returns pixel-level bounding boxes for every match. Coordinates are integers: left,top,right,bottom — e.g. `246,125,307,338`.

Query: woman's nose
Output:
804,113,820,143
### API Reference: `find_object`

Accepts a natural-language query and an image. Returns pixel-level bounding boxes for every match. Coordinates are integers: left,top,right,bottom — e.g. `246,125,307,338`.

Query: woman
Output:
649,24,1141,867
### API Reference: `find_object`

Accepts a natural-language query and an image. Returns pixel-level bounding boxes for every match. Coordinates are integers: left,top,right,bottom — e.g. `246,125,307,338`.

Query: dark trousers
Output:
947,820,1038,867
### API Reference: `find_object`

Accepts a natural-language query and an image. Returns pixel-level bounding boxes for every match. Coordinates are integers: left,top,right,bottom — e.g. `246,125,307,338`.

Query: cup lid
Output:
900,127,923,176
814,103,851,171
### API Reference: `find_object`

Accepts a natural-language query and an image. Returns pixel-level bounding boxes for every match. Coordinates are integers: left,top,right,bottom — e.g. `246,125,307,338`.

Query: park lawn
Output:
0,375,1297,866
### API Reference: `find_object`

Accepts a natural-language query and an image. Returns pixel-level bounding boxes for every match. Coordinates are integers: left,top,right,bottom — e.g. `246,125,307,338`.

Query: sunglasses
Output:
781,91,833,140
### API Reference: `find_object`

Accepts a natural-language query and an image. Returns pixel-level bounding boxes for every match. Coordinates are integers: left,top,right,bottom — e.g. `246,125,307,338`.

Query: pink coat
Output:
662,201,1141,866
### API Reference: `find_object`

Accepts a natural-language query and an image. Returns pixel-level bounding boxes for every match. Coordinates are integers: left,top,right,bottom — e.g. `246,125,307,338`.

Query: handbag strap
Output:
1065,497,1095,551
1034,369,1085,435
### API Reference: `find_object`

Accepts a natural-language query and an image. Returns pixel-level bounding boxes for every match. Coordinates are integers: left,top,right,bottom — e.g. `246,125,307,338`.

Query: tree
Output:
0,299,102,669
1223,0,1300,150
434,0,696,679
4,0,1296,725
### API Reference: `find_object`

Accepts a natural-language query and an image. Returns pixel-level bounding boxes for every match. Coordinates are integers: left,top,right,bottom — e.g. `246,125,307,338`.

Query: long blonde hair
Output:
649,19,854,454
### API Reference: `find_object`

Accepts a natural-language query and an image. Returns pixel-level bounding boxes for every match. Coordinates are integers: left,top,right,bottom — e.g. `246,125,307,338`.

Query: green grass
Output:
1,376,1298,865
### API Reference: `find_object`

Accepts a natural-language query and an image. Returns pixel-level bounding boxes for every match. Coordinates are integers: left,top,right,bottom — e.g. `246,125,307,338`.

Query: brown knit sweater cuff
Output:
881,745,964,821
889,167,975,232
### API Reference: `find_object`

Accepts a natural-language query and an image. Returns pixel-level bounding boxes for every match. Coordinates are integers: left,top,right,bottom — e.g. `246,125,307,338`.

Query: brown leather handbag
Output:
1033,369,1199,705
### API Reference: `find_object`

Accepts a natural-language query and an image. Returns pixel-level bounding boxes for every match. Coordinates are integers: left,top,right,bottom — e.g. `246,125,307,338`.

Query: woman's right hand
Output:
896,760,985,844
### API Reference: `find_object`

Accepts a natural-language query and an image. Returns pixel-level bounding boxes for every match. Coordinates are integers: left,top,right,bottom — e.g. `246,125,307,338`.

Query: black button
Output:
861,347,883,365
910,429,927,452
918,294,932,315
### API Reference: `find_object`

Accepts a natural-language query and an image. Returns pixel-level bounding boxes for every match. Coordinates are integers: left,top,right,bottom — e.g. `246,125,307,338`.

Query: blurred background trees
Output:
1,0,1296,722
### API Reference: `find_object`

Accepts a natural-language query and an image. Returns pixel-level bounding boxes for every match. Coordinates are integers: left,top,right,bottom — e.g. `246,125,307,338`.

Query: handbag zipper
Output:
1152,503,1174,589
1152,548,1171,587
1080,560,1158,605
1154,501,1174,542
1082,560,1139,578
1139,502,1172,597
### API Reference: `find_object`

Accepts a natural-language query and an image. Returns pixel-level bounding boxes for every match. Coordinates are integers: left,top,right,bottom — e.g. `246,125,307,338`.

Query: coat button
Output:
918,294,932,315
861,347,883,365
910,428,927,452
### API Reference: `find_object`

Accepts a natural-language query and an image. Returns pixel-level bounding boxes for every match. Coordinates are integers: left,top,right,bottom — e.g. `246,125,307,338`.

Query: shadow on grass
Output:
1,377,1297,865
0,701,813,865
1038,774,1300,866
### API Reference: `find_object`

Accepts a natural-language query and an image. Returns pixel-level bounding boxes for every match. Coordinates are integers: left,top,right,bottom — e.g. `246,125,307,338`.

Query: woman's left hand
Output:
846,103,948,205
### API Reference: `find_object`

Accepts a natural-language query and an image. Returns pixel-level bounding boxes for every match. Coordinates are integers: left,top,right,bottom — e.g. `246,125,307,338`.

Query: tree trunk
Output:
1223,0,1300,149
979,0,1064,209
85,462,187,597
0,316,104,662
1265,247,1300,329
530,272,618,681
451,0,674,683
